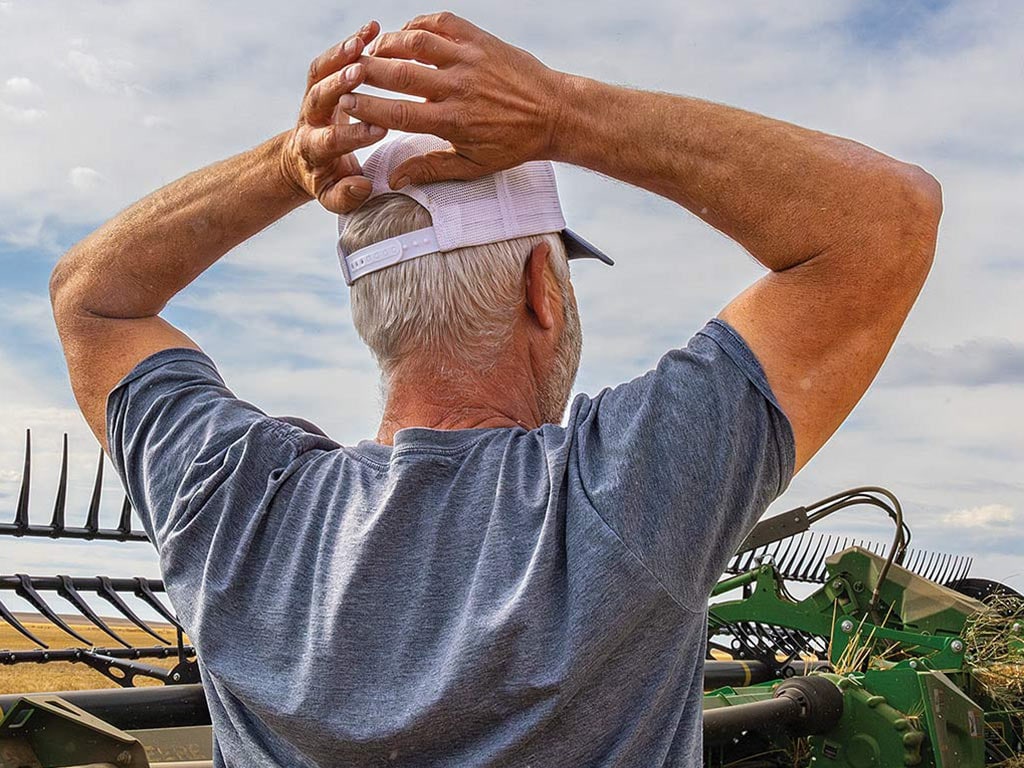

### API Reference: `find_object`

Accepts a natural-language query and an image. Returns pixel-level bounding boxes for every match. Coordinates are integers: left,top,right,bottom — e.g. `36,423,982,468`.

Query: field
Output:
0,617,184,695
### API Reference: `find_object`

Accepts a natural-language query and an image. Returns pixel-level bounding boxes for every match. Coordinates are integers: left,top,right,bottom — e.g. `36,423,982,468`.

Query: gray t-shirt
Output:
107,318,794,767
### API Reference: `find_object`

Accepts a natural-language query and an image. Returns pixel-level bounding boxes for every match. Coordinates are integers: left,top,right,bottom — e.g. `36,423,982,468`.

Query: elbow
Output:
873,162,942,279
49,251,82,326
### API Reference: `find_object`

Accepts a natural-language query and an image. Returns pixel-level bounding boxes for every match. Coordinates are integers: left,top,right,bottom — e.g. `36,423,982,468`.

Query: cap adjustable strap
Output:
340,227,440,286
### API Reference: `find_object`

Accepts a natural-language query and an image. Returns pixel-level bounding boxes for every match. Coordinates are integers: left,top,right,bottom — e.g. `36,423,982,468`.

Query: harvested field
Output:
0,616,187,695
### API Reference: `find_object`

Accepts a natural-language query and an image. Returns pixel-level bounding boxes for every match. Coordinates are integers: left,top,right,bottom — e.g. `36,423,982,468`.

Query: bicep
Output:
56,312,199,450
719,248,932,474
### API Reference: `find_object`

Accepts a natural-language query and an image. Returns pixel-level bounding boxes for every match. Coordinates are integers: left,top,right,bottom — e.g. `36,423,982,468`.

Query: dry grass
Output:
1,619,186,695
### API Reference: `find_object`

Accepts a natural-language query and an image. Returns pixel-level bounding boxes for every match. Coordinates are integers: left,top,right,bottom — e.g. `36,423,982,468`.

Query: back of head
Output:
341,193,570,384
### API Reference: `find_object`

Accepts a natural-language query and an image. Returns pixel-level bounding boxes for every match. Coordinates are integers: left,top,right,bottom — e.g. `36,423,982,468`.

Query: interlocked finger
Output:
338,92,445,134
401,11,479,41
306,20,379,90
303,63,365,125
367,29,461,66
300,121,386,166
359,56,446,100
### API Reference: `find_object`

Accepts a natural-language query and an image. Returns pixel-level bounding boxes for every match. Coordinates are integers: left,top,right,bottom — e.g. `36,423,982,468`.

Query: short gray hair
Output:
341,194,570,380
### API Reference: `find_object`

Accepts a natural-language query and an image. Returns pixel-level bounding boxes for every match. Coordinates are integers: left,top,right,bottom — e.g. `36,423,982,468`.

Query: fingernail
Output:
344,36,359,54
368,124,386,138
393,176,411,190
348,184,371,200
344,63,362,82
338,94,355,110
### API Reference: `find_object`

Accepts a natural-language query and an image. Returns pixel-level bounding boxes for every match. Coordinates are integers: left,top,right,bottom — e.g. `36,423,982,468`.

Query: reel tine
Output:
133,577,183,631
14,429,31,529
56,575,132,648
15,574,93,646
116,496,133,538
921,552,939,581
49,434,69,533
85,447,103,534
96,576,171,645
0,594,49,648
933,554,954,584
954,556,974,584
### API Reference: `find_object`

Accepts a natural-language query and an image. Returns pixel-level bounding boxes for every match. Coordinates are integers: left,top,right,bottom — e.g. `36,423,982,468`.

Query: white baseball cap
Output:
336,134,613,285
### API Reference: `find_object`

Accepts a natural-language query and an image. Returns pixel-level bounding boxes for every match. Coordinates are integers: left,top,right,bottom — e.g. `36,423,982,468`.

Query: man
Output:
50,12,940,767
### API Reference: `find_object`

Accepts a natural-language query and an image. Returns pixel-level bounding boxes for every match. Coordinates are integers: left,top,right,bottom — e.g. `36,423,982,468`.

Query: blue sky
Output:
1,0,1022,608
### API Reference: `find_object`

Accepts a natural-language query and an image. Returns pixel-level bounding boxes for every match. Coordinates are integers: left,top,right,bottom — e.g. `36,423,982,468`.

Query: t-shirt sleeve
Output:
572,319,795,611
105,348,336,625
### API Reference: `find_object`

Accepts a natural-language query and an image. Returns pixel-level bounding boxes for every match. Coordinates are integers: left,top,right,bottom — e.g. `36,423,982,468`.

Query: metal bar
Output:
0,685,211,730
49,433,68,534
0,645,194,665
0,575,164,592
14,574,94,646
56,575,132,648
0,523,149,541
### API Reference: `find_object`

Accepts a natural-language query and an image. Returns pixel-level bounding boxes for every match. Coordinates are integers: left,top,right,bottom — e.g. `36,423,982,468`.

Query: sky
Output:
0,0,1022,624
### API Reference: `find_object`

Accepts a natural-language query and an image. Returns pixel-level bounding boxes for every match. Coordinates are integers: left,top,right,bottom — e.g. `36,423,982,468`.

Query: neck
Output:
375,351,544,445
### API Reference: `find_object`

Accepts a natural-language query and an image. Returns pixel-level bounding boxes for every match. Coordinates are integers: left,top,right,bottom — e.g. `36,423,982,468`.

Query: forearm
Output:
51,131,310,320
550,75,938,272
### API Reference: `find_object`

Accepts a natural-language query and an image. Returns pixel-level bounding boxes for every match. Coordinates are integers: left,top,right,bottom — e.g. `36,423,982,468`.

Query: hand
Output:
339,12,565,188
280,21,389,214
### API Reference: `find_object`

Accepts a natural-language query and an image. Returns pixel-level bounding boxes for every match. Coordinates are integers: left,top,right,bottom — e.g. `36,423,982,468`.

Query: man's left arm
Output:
51,22,384,450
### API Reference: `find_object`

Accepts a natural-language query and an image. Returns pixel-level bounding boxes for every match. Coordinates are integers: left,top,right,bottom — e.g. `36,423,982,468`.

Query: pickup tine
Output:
14,574,93,646
49,434,69,534
0,594,49,647
96,576,170,645
56,575,131,648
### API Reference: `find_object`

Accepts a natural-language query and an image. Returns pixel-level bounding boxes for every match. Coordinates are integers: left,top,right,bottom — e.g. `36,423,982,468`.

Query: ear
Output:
525,241,558,330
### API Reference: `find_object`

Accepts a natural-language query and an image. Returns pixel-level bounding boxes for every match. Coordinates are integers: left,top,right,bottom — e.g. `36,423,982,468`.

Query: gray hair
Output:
341,193,570,382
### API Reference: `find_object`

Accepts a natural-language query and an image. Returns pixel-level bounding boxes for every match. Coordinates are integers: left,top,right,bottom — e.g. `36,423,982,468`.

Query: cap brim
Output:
562,228,614,267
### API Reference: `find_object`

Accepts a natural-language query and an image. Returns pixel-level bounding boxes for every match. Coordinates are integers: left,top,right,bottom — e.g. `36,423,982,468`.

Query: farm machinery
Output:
1,431,1022,766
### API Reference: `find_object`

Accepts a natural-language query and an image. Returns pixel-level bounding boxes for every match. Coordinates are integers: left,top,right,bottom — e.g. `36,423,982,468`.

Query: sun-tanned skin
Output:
51,13,940,479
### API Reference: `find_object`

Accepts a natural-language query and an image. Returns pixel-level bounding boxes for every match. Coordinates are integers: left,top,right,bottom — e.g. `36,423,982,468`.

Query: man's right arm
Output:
345,12,941,474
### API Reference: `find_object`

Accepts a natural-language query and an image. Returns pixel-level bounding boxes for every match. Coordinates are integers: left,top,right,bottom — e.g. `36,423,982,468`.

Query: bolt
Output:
951,640,964,653
832,579,843,590
840,619,855,634
172,672,181,682
909,660,918,669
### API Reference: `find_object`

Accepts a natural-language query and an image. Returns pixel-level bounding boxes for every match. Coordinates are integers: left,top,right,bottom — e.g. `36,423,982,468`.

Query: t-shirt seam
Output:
573,468,704,617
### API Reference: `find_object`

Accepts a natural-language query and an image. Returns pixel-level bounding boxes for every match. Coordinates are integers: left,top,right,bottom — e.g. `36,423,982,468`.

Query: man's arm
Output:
343,12,941,473
51,22,386,449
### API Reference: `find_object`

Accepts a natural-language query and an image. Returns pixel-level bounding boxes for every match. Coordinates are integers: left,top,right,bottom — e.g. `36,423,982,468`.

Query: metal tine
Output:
940,556,959,585
116,496,133,537
799,534,830,581
85,447,103,534
0,594,49,647
783,533,810,580
96,576,171,645
774,533,803,575
14,574,93,646
812,534,839,582
905,549,925,575
920,552,939,581
55,575,131,648
133,577,183,632
953,557,974,585
931,554,953,585
14,429,30,529
49,434,69,534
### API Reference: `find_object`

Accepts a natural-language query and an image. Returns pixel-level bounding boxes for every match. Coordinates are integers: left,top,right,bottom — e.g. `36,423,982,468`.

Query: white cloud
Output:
943,504,1016,529
65,49,139,95
4,76,39,95
68,166,103,191
0,100,45,123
